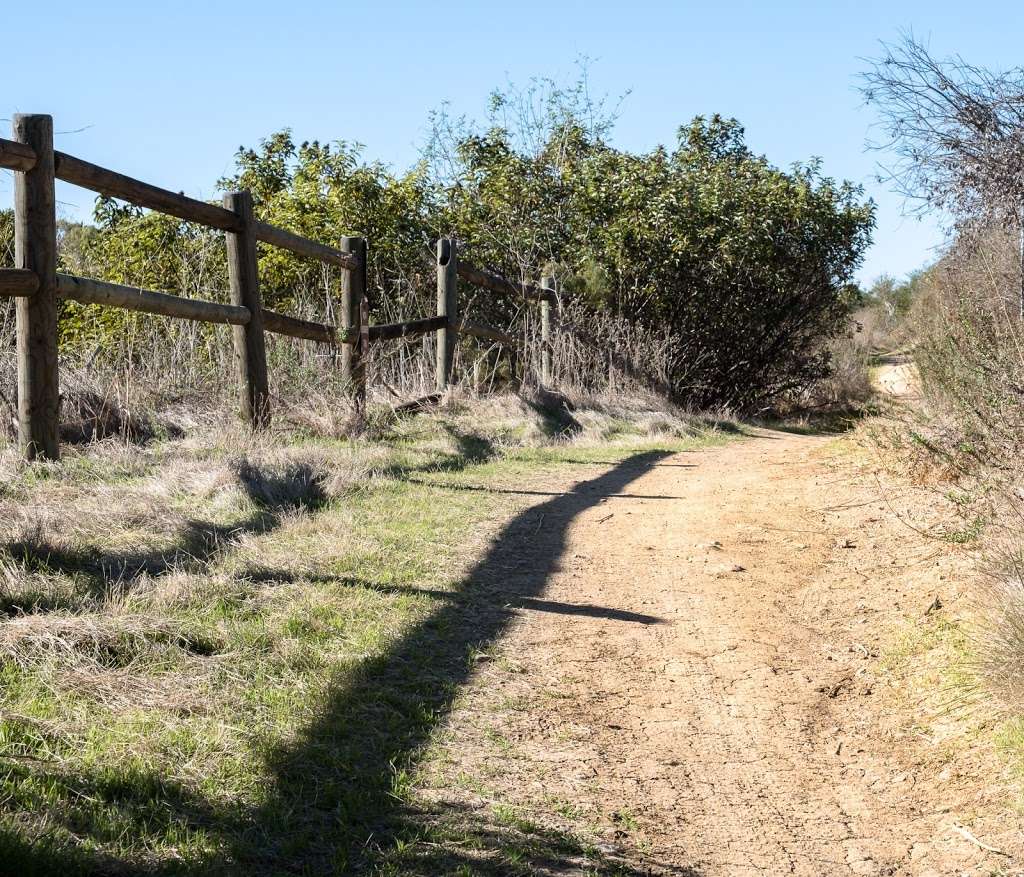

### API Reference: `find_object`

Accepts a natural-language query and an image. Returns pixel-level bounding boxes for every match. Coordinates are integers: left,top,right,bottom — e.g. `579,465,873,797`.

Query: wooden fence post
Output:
340,236,367,406
540,274,554,387
436,238,457,391
13,114,60,461
223,191,269,428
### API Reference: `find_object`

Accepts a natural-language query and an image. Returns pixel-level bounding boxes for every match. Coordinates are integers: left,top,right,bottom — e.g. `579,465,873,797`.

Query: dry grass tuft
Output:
280,389,365,439
974,569,1024,708
1,364,178,448
0,611,221,669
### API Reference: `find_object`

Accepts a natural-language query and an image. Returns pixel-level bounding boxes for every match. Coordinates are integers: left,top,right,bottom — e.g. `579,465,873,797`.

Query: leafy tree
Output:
219,133,433,321
431,100,874,409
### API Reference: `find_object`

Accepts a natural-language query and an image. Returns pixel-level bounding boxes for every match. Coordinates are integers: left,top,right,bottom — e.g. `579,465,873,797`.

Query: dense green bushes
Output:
2,83,874,412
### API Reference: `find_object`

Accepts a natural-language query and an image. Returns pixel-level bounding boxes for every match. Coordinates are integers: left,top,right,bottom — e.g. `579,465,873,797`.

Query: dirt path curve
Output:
435,429,1024,875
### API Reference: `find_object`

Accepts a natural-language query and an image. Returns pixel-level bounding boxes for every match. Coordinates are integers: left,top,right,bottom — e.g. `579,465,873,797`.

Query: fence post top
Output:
223,190,253,208
12,115,53,143
340,236,368,259
437,237,455,265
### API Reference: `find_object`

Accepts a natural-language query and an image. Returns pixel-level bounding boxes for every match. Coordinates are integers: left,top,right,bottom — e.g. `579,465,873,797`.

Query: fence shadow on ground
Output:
236,569,671,626
2,450,701,876
0,462,328,614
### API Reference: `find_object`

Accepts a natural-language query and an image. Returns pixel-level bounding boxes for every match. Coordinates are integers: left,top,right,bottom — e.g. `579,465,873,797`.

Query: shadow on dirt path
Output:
242,447,697,874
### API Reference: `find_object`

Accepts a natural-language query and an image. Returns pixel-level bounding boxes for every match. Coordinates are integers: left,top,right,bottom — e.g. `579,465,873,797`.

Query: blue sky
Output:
6,1,1022,285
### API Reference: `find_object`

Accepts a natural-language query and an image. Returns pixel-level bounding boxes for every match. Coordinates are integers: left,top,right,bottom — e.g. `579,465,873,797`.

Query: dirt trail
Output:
432,426,1024,875
874,354,920,400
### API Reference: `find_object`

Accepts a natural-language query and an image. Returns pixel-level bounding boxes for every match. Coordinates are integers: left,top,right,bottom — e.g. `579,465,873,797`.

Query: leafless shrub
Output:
911,229,1024,471
528,299,679,398
863,34,1024,228
860,36,1024,710
878,230,1024,710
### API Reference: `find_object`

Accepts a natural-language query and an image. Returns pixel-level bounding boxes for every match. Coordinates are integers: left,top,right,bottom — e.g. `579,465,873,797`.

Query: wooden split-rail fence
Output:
0,114,559,461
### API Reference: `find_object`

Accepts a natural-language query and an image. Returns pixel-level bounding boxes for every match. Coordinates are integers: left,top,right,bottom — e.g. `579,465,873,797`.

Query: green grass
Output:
0,395,727,875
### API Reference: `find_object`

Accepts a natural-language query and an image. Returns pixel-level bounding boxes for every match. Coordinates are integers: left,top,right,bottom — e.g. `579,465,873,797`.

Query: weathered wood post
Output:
436,238,457,392
223,191,270,428
540,274,555,387
340,236,367,407
13,114,60,461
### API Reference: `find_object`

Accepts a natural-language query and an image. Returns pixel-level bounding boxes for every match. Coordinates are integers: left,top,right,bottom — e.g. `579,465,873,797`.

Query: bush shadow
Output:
0,462,328,614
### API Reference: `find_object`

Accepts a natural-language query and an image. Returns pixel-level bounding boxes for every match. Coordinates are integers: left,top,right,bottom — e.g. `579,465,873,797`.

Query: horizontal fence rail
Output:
0,137,363,270
252,221,359,271
0,137,36,172
456,320,515,347
0,268,40,297
2,115,560,462
56,152,244,233
456,260,554,304
262,309,340,344
56,274,251,325
369,314,447,343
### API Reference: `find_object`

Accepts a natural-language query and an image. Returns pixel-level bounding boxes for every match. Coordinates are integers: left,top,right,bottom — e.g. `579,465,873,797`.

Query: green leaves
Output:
39,79,873,413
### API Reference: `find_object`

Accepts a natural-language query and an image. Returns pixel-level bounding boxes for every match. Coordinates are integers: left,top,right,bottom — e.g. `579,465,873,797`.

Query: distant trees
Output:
865,273,923,320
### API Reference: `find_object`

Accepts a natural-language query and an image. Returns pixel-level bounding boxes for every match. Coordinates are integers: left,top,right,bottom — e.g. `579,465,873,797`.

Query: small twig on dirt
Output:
596,512,614,524
815,497,883,513
951,822,1009,856
533,513,546,534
